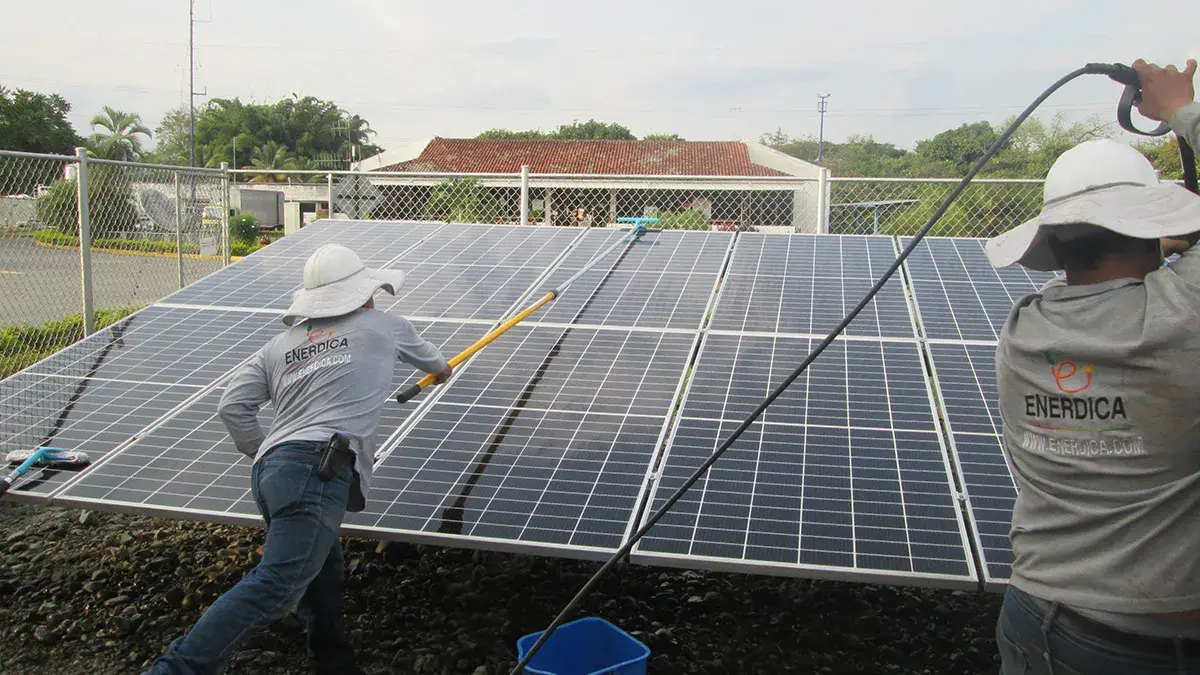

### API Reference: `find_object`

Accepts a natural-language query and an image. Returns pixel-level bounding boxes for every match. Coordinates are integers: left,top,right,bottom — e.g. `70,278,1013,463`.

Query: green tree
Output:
1138,136,1183,180
914,121,999,176
248,141,296,183
643,133,685,141
475,128,548,139
552,119,636,140
86,106,152,161
0,86,80,154
0,86,81,195
152,96,382,168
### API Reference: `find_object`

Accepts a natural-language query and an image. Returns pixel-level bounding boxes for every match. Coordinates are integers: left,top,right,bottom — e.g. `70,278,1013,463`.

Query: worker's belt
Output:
262,435,354,482
1054,603,1200,657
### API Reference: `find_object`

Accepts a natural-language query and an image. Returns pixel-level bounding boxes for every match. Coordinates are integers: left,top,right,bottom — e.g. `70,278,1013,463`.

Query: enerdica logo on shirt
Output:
284,329,349,365
1022,352,1128,426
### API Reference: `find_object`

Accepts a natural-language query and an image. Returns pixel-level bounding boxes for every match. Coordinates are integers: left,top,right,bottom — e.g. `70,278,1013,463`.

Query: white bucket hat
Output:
282,244,406,326
984,138,1200,270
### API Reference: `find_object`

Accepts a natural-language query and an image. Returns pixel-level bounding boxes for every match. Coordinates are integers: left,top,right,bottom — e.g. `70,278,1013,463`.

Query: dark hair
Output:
1047,228,1159,270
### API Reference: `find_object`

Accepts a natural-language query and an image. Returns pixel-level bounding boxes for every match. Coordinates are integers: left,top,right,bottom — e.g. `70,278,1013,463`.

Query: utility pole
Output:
817,94,830,165
189,0,195,170
186,1,209,218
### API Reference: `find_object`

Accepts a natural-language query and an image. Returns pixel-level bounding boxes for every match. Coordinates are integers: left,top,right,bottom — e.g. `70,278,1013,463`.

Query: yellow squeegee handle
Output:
394,223,648,405
395,291,556,403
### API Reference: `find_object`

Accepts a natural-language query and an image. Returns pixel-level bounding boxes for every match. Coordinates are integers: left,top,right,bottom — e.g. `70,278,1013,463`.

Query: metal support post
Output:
327,172,334,218
74,147,94,336
220,162,231,265
175,171,185,288
817,168,830,234
519,165,530,226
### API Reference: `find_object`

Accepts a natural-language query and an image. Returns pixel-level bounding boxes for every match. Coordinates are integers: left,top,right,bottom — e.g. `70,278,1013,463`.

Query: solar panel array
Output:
633,234,975,587
903,237,1058,586
4,221,1050,591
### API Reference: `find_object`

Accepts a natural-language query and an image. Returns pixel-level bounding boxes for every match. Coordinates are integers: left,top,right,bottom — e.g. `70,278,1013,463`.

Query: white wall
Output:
742,141,823,179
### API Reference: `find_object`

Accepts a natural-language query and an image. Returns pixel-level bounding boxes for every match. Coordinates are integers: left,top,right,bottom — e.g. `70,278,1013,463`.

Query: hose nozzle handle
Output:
1086,62,1173,137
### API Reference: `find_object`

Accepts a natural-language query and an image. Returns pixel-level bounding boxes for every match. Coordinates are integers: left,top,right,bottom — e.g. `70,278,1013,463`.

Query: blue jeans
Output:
997,585,1200,674
144,441,359,675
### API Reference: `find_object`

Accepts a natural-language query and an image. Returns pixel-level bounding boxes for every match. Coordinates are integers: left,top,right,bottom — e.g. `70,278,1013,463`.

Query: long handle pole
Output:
395,225,647,404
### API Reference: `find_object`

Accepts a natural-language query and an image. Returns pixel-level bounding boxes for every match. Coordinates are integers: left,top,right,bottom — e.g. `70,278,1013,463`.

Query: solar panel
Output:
632,333,977,587
346,325,698,556
709,234,915,339
24,306,284,388
1,372,198,500
517,229,732,331
376,226,584,321
54,320,491,515
246,220,447,265
164,220,447,309
902,237,1058,342
924,341,1014,585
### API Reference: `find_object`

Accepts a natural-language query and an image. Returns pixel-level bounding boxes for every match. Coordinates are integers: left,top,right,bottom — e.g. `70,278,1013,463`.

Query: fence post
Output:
175,171,184,289
74,147,95,336
220,162,231,266
327,172,334,218
817,168,831,234
519,165,530,226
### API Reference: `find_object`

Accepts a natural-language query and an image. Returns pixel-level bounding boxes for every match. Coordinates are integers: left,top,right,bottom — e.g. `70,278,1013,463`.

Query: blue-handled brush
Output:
0,447,91,498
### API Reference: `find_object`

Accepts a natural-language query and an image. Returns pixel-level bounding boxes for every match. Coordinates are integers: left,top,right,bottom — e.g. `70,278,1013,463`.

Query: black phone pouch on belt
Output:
317,433,351,482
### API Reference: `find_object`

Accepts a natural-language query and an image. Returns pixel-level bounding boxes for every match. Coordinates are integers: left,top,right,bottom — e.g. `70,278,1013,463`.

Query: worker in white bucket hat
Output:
145,243,452,675
989,60,1200,674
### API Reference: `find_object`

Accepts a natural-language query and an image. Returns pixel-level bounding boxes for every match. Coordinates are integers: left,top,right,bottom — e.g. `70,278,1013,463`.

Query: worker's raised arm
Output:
217,347,271,457
1134,58,1200,154
392,315,450,376
1133,59,1200,259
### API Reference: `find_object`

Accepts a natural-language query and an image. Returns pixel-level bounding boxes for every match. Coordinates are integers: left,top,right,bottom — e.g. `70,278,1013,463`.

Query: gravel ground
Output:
0,500,1004,675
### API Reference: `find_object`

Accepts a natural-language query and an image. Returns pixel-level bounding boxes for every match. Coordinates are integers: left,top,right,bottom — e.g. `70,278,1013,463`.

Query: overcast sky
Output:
3,0,1199,156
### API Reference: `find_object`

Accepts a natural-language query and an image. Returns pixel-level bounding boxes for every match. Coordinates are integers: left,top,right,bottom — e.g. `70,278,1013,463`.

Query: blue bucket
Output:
515,617,650,675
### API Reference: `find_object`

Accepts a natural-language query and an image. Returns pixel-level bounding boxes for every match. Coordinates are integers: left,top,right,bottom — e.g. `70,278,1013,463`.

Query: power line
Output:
0,74,1120,118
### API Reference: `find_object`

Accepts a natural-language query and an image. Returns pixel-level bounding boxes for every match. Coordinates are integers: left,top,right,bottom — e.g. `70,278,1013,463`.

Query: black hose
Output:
508,64,1105,674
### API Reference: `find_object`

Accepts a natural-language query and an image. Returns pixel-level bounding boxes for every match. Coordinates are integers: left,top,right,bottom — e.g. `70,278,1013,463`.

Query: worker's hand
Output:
1162,237,1193,257
1132,58,1197,122
432,365,453,385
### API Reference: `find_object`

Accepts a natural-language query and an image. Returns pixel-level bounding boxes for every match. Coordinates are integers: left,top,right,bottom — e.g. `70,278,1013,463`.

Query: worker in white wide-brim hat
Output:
145,244,452,675
988,59,1200,675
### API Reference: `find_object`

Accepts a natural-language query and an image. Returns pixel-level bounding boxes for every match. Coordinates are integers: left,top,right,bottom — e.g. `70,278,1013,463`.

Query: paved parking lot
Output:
0,237,223,327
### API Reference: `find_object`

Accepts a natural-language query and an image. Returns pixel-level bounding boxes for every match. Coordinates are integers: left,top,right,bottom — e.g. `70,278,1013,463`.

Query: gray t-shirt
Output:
996,244,1200,620
217,308,449,511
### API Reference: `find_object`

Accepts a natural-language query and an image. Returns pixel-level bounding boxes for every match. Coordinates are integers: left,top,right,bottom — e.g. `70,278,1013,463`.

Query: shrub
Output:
0,305,139,378
229,213,261,245
36,179,77,234
33,229,268,257
424,178,504,223
655,209,709,230
35,167,140,237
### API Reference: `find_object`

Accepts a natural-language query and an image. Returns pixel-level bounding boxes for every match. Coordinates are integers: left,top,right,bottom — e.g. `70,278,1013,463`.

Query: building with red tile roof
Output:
348,137,828,232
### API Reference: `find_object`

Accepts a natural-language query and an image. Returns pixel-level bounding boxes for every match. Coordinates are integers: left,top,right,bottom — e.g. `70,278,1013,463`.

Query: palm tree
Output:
86,106,152,161
248,141,296,183
288,157,327,184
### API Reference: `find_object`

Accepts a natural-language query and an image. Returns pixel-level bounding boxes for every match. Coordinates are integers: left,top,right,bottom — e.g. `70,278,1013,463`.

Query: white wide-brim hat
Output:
282,244,406,326
985,139,1200,271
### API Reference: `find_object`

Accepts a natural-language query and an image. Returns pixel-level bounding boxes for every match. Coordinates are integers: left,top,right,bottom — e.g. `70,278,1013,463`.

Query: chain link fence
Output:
233,169,1045,239
1,153,1058,381
828,178,1044,238
0,149,231,378
235,170,827,234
